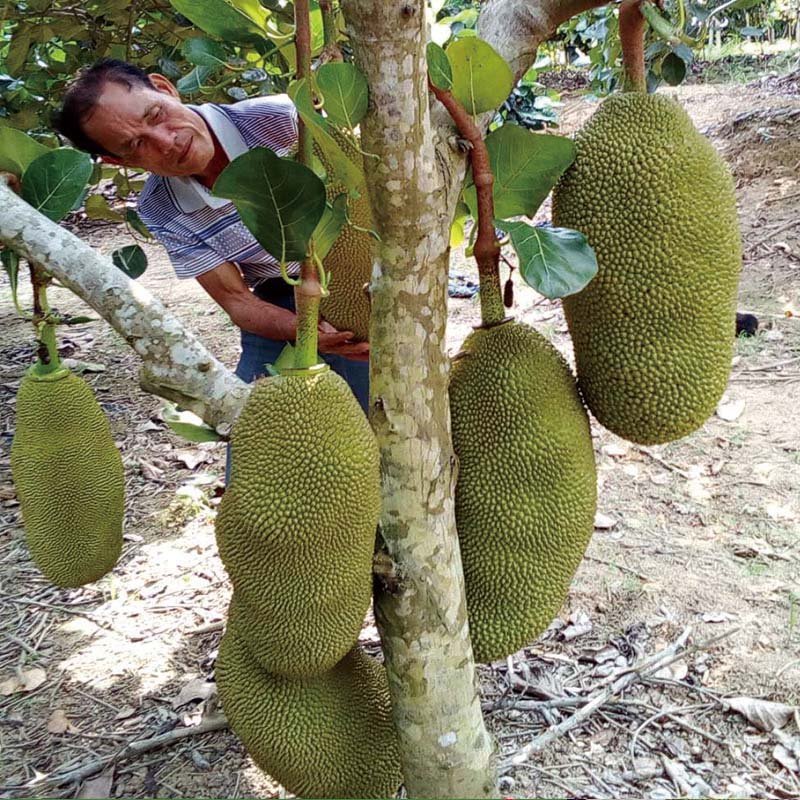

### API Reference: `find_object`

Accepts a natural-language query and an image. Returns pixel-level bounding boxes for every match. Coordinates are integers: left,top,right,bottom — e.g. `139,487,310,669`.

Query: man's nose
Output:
151,126,176,151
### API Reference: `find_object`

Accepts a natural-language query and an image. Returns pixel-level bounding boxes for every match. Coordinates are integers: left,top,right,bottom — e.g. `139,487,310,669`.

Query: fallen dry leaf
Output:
139,460,165,481
593,512,618,530
171,449,210,470
701,611,738,623
716,397,745,422
0,667,47,696
773,743,799,773
172,677,217,709
77,767,114,799
725,696,796,731
46,709,79,734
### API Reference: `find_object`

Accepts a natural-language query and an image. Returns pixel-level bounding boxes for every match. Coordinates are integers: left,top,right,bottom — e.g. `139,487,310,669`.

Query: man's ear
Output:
148,73,180,99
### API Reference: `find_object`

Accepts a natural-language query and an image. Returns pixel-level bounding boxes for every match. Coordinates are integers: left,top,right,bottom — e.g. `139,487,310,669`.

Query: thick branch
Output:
0,179,250,434
341,1,497,797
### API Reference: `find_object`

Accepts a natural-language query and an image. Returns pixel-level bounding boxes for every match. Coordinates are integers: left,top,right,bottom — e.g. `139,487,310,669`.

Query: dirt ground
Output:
1,77,799,799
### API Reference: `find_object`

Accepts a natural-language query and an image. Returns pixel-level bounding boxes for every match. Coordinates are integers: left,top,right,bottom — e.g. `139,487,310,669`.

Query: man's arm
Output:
196,261,369,360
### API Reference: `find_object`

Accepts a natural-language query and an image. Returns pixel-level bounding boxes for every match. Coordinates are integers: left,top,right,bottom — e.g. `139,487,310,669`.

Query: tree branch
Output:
0,178,250,434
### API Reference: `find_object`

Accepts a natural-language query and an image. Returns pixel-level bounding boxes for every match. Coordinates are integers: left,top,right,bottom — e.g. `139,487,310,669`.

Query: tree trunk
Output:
0,180,249,432
342,2,497,796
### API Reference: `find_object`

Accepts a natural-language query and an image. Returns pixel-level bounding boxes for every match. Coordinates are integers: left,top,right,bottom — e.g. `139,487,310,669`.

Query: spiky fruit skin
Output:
215,368,380,677
317,135,374,342
449,321,597,663
552,93,742,445
215,610,403,799
10,369,124,587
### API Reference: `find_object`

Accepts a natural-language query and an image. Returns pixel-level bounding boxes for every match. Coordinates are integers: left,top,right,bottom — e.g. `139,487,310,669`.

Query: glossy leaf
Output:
21,149,92,222
661,52,686,86
212,147,326,263
498,221,597,299
463,125,575,220
315,63,369,129
313,194,348,261
183,37,229,68
446,37,513,115
168,0,267,44
112,244,148,279
426,42,453,91
288,78,364,196
163,404,222,442
84,194,125,222
0,128,48,176
177,65,217,94
126,209,154,239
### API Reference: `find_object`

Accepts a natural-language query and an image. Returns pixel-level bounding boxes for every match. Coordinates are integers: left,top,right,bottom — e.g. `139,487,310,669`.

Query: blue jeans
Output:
225,278,370,482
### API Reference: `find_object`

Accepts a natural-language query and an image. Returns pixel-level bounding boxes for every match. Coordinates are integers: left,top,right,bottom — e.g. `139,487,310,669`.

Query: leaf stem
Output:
427,79,505,326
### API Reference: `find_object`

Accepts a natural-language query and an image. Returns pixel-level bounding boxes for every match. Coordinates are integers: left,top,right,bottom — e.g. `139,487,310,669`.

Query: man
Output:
53,59,370,413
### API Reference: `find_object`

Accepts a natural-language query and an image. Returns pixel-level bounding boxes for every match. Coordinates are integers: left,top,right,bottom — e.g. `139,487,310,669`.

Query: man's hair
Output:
52,59,154,157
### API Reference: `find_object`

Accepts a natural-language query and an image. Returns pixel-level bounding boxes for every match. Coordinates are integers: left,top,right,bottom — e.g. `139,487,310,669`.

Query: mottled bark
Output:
342,2,497,797
0,180,249,433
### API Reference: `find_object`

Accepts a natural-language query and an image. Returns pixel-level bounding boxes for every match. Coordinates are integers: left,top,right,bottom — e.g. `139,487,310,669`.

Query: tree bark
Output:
0,179,249,434
342,2,498,797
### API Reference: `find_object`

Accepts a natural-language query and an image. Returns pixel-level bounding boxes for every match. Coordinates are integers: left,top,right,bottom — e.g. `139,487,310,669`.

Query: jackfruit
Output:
449,321,597,663
552,93,742,444
10,367,124,587
316,134,374,342
215,365,380,677
216,608,402,798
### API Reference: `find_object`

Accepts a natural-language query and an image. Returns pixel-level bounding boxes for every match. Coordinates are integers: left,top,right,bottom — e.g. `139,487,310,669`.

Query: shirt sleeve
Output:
229,94,299,156
143,221,226,280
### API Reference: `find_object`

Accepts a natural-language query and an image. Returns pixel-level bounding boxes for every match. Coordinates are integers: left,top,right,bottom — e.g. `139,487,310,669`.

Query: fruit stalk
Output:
292,0,324,370
319,0,343,62
619,0,648,94
30,261,60,376
428,80,505,326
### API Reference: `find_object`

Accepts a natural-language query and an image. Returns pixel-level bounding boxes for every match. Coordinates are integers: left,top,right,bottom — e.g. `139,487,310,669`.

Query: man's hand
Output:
318,319,370,361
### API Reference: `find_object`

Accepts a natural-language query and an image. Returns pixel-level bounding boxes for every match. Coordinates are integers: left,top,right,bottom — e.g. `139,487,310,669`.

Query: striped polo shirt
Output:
136,95,300,285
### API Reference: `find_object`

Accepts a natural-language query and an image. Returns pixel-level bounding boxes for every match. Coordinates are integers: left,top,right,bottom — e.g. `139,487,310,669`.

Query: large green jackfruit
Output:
216,608,403,799
316,135,374,342
552,93,742,445
10,368,124,587
449,321,597,663
215,366,380,677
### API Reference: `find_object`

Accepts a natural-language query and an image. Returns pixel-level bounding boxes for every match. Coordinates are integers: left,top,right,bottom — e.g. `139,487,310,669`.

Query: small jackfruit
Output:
215,366,380,677
449,321,597,663
10,367,124,587
316,134,374,342
552,93,742,445
215,608,403,799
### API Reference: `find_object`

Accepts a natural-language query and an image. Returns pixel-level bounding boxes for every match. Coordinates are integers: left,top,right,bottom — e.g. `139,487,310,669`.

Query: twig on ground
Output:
187,620,225,635
29,713,228,787
635,448,691,478
584,555,651,581
499,626,739,774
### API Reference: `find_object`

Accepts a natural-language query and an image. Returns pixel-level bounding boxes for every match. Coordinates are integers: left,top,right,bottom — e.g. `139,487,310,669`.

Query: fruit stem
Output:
30,261,61,375
428,79,505,326
319,0,343,63
290,0,325,371
620,0,649,94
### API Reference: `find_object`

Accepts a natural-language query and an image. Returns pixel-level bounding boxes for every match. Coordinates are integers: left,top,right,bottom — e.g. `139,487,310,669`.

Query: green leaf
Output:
163,404,222,442
126,209,154,239
168,0,268,44
315,63,369,130
213,147,326,263
182,37,229,68
426,42,453,91
463,125,575,220
313,194,348,261
84,194,125,222
266,342,299,376
288,78,365,196
498,222,597,300
446,37,513,115
0,127,48,176
660,52,686,86
112,244,148,279
177,65,217,94
21,149,92,222
5,29,33,75
739,26,765,38
1,249,21,311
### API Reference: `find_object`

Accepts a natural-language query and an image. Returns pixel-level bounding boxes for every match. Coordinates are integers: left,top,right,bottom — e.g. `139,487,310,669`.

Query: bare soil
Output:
1,79,799,799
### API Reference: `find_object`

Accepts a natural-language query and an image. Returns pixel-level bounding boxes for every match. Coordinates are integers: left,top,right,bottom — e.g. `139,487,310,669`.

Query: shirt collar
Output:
164,104,247,214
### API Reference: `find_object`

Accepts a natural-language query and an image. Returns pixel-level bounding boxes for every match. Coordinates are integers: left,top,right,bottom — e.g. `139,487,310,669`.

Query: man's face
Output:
81,76,216,178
